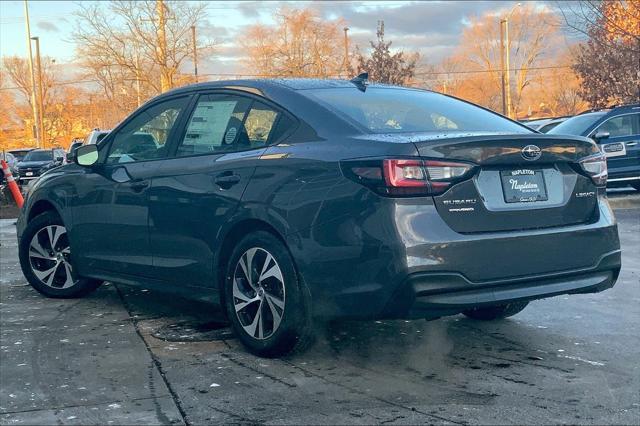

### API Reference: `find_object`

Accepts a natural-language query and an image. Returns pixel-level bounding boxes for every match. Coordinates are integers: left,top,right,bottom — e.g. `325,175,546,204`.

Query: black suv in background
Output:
549,104,640,190
8,148,35,163
16,149,66,185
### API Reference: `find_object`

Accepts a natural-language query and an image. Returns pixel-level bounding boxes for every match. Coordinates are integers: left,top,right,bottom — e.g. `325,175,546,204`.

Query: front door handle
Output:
128,179,150,192
626,142,638,147
214,172,241,188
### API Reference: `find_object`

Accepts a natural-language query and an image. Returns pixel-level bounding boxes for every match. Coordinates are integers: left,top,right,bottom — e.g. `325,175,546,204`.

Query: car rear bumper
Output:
381,249,620,319
293,196,621,319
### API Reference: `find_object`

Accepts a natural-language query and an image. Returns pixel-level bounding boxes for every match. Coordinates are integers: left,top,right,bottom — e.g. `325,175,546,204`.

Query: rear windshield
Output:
23,151,53,162
548,112,605,136
306,87,531,134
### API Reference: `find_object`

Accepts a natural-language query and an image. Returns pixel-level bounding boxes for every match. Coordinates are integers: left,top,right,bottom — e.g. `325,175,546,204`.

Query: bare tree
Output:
72,0,212,103
242,8,346,78
355,21,418,86
451,4,562,117
567,1,640,107
3,56,63,146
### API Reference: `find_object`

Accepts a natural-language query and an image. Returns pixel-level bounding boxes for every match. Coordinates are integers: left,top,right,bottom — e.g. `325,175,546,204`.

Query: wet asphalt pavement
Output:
0,201,638,425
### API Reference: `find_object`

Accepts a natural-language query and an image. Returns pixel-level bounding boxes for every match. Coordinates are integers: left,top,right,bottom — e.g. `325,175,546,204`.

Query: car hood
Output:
17,161,52,168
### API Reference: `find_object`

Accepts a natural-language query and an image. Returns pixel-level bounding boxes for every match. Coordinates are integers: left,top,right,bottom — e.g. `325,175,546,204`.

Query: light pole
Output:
191,25,198,83
343,27,350,77
500,3,520,119
31,36,45,148
23,0,40,147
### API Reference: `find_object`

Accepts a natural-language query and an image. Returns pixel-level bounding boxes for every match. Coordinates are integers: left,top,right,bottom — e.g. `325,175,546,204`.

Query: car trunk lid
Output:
406,132,601,233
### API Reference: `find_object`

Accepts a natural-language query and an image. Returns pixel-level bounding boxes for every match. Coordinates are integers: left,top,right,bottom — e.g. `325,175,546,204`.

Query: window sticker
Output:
183,101,237,147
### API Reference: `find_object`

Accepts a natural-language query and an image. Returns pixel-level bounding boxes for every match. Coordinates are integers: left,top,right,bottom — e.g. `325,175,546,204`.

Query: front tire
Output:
462,301,529,321
224,231,313,357
19,211,102,298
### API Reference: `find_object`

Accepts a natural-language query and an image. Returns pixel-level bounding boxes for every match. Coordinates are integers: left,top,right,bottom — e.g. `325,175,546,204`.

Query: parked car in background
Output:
16,78,620,357
16,148,66,185
549,104,640,190
521,118,552,131
537,116,570,133
0,152,20,184
67,139,85,161
521,116,570,133
85,129,111,145
8,148,35,162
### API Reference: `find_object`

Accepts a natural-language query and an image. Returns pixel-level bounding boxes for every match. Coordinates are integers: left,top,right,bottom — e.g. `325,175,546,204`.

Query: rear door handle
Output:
214,172,241,188
626,142,638,146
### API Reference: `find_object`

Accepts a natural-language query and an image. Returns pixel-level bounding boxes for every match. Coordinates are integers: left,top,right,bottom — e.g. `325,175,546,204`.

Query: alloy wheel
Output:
28,225,77,289
232,247,286,340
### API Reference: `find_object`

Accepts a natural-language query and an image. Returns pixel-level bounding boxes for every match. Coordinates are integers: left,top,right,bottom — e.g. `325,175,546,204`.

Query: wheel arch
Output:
215,218,289,308
28,199,61,222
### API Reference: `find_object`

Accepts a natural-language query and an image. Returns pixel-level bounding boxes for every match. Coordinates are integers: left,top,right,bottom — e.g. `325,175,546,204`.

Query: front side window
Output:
594,114,639,138
306,87,531,134
106,97,187,164
176,95,282,157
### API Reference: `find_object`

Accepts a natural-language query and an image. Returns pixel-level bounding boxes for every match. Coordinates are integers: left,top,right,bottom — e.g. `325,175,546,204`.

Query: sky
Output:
0,1,575,80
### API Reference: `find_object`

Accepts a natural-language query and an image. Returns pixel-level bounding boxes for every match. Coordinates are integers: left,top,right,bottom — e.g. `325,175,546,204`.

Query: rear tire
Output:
19,211,102,298
462,301,529,321
224,231,313,357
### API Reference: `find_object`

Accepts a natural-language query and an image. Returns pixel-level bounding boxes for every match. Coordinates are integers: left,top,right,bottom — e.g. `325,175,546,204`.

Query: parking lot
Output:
1,194,638,425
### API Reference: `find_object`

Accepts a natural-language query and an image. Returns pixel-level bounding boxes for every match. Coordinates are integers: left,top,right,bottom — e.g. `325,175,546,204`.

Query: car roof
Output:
161,78,411,98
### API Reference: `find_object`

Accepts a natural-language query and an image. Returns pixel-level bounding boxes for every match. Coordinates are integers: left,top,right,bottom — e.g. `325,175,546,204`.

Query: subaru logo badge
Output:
522,145,542,161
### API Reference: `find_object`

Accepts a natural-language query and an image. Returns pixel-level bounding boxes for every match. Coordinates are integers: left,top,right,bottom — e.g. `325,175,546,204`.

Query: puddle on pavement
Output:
151,320,234,342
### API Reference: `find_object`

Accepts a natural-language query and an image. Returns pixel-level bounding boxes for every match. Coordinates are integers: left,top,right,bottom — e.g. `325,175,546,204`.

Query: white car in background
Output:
85,129,111,145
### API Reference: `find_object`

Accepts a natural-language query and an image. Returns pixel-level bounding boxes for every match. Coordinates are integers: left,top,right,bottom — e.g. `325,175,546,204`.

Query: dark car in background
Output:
0,152,20,185
67,139,85,162
549,104,640,190
16,148,66,185
8,148,35,163
16,79,621,357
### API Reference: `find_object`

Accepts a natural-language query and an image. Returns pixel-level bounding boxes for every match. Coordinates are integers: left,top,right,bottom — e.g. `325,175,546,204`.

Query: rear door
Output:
590,112,640,179
147,92,286,287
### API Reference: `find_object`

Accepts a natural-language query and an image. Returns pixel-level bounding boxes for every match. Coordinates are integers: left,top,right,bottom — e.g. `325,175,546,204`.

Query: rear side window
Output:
593,113,640,138
176,95,282,156
306,87,530,134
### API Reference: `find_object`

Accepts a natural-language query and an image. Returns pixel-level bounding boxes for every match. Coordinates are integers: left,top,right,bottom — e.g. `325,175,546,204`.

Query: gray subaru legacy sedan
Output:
16,78,621,357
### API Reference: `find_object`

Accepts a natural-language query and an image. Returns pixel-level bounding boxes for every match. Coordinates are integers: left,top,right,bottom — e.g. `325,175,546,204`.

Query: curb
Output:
608,195,640,210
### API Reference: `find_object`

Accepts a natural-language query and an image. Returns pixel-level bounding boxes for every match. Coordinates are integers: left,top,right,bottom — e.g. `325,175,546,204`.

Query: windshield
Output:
307,87,531,134
22,150,53,162
548,112,605,136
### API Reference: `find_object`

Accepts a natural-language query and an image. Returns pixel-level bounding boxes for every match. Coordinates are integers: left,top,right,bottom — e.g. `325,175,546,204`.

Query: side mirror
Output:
75,144,99,167
593,131,610,142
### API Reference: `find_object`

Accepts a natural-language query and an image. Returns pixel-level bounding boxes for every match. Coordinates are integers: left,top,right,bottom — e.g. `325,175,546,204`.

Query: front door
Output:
71,96,190,278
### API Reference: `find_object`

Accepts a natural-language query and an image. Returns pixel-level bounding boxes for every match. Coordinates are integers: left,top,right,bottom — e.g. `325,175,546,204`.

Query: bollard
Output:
1,159,24,208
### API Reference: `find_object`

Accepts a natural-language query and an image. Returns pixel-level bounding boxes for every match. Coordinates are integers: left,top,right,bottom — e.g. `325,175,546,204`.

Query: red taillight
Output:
383,159,427,187
343,158,475,196
580,153,608,186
